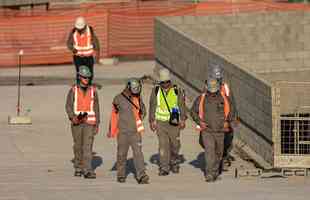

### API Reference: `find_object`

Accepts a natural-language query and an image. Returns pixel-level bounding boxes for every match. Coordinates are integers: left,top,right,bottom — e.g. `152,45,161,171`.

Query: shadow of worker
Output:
70,152,103,171
111,158,148,178
91,154,103,170
189,152,205,173
149,153,186,167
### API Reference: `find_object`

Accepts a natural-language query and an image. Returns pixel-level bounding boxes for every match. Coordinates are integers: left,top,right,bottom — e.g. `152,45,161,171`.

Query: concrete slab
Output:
0,62,309,200
8,115,32,125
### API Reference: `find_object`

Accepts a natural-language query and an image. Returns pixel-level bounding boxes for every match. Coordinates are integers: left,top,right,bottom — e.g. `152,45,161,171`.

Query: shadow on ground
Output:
70,152,104,171
149,153,186,166
92,155,103,170
189,152,205,173
111,158,148,178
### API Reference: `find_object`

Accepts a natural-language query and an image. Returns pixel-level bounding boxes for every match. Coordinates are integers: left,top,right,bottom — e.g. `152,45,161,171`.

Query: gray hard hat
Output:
78,66,92,78
209,63,224,80
128,78,141,95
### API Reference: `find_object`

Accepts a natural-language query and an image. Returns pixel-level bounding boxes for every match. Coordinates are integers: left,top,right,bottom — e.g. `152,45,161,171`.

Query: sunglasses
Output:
160,80,171,84
80,76,90,80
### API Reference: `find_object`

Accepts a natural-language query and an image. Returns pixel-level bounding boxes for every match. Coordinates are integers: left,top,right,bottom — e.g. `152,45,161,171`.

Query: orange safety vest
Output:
73,26,94,57
109,96,145,138
73,85,96,125
196,88,230,131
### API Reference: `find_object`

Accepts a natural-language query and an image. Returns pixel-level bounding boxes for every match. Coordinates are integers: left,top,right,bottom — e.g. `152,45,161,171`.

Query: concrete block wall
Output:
155,17,275,166
0,0,49,6
159,11,310,74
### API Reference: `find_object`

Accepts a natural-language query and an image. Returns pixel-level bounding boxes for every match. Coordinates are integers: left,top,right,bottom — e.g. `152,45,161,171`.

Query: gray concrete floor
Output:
0,61,309,200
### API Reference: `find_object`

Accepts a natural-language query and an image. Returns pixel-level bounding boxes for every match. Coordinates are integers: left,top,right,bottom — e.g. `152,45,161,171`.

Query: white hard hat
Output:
159,68,170,82
75,17,86,29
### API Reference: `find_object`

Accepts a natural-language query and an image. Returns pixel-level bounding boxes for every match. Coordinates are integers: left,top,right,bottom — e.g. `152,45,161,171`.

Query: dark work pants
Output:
73,55,94,83
202,131,224,178
218,131,234,174
156,120,181,172
223,131,234,159
117,132,146,179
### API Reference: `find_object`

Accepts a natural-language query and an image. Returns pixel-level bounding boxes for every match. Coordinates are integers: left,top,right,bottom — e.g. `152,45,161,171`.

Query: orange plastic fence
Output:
0,1,310,67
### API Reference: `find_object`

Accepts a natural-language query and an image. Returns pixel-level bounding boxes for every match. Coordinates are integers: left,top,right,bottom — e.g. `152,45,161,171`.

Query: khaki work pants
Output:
71,123,95,173
156,120,181,172
117,132,146,179
201,131,224,177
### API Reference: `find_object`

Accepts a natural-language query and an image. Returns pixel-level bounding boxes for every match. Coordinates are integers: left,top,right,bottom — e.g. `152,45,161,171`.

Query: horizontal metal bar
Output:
299,141,310,145
280,117,310,120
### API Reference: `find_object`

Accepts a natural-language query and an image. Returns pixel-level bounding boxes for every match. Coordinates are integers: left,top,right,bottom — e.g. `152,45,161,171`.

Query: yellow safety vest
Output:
155,87,179,121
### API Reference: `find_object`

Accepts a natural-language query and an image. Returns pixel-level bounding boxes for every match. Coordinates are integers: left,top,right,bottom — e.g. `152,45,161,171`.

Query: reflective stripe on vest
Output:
73,85,96,125
132,97,145,133
109,96,144,138
73,26,94,57
196,90,230,131
155,87,178,122
221,83,230,97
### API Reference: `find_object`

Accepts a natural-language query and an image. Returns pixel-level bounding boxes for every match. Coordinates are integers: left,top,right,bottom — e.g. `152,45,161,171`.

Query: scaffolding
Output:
273,81,310,168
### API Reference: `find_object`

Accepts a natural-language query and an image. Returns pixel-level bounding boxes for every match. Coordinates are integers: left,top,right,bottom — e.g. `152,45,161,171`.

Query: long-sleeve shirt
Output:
190,91,236,132
66,26,100,53
148,85,187,123
65,85,100,125
113,92,146,133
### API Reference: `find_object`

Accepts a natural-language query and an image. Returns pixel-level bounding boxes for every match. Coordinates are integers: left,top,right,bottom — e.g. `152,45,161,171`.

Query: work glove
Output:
72,48,78,54
223,121,231,133
179,120,186,130
199,120,208,130
150,121,157,132
94,125,99,135
231,117,240,128
71,116,81,125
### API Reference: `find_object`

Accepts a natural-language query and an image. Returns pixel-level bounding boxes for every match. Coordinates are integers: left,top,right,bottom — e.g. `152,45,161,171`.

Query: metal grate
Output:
280,113,310,155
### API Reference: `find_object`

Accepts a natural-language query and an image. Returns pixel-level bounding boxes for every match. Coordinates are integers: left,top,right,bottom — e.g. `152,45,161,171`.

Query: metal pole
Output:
17,50,23,116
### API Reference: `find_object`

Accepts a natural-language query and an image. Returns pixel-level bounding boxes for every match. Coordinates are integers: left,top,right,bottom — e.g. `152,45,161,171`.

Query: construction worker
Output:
67,16,100,84
107,78,149,184
65,65,100,179
191,77,234,182
209,64,238,171
149,68,187,176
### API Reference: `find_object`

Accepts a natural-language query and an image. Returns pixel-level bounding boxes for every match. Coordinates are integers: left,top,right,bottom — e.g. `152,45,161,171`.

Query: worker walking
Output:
191,77,234,182
149,68,187,176
208,64,238,172
67,16,100,83
107,78,149,184
65,66,100,179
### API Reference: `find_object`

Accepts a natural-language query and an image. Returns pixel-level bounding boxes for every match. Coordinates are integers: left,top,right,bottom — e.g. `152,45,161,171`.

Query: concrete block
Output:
8,116,32,125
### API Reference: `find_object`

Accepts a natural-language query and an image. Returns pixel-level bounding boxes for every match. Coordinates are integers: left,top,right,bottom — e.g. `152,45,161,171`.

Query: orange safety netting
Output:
0,1,310,67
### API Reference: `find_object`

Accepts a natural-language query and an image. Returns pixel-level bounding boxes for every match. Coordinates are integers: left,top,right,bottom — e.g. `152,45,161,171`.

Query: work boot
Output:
227,154,235,162
137,174,150,184
223,160,231,171
84,171,96,179
158,169,169,176
205,174,215,182
117,177,126,183
74,169,83,177
171,165,180,174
